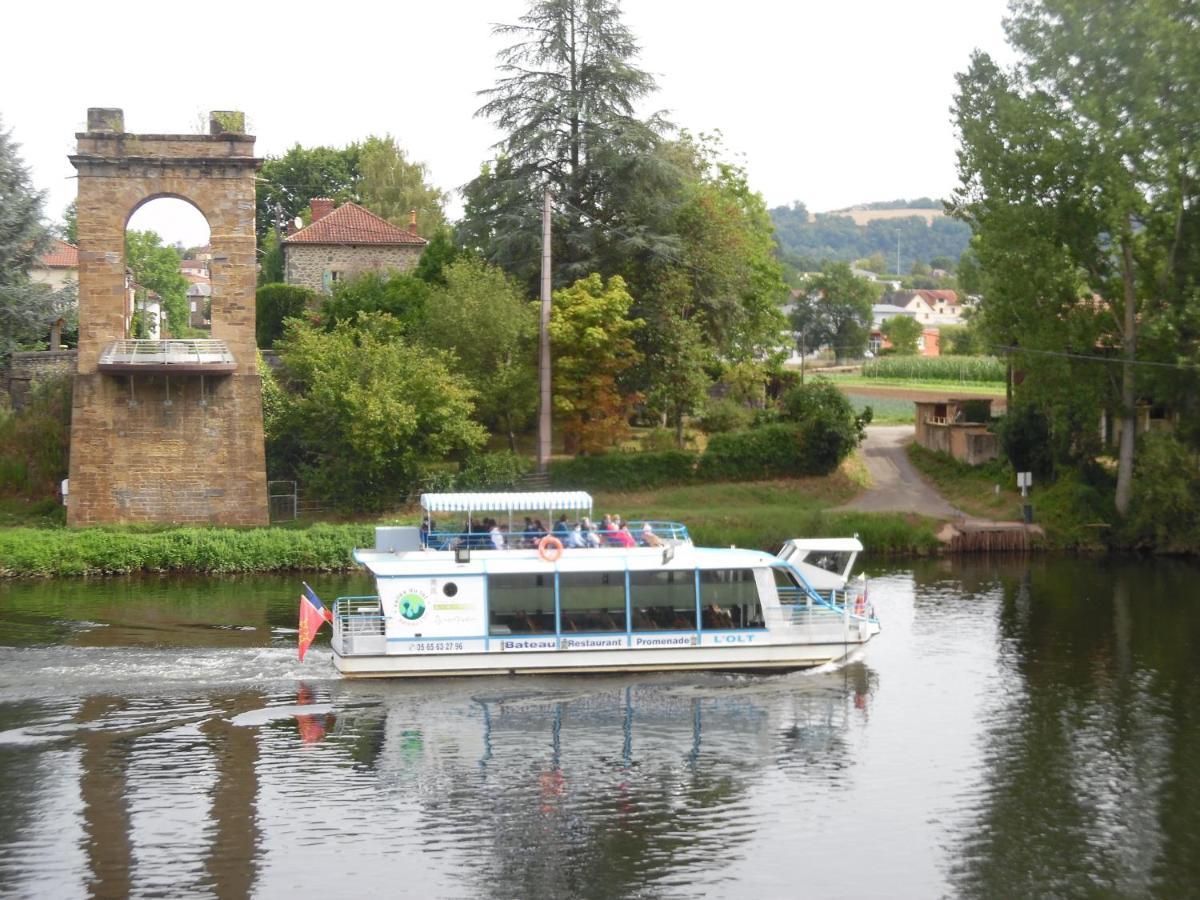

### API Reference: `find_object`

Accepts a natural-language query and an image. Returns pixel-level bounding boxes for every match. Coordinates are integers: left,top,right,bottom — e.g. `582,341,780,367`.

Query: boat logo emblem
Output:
398,592,427,621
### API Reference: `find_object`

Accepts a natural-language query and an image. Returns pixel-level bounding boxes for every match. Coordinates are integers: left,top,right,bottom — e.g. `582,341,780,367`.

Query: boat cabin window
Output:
806,551,853,577
629,570,697,631
699,568,763,629
488,573,555,635
559,571,625,632
772,567,804,604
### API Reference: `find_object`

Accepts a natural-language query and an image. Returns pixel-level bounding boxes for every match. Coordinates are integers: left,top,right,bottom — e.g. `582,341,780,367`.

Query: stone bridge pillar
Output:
67,108,268,525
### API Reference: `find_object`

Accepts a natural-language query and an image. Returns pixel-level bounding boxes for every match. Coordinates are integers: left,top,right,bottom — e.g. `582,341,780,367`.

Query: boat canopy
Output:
420,491,594,514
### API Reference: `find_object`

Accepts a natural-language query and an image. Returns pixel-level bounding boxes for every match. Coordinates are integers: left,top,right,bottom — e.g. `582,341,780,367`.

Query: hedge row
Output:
549,423,845,491
0,522,374,578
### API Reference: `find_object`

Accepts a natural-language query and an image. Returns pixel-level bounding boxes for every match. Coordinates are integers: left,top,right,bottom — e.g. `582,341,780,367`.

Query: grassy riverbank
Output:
0,470,943,577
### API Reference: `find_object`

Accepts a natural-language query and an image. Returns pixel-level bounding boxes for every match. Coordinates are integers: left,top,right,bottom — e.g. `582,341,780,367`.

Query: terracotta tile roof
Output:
40,239,79,268
283,202,427,246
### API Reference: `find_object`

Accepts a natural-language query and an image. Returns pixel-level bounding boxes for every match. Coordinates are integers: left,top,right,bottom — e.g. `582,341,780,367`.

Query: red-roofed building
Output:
31,239,79,291
282,199,427,293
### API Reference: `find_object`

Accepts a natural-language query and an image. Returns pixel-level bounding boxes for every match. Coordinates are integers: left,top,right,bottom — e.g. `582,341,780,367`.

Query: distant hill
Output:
769,199,970,274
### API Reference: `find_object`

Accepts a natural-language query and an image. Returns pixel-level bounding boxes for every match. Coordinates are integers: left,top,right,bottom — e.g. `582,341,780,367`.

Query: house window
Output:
321,269,345,294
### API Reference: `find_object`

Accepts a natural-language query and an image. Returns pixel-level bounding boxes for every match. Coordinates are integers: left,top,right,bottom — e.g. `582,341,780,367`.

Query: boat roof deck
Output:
354,543,780,577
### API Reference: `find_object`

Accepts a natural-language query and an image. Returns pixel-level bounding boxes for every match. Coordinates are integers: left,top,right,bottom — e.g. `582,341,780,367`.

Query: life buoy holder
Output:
538,535,564,562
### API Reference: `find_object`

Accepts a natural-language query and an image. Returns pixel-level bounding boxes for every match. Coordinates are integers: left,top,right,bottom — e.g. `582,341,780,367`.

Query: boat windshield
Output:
803,550,854,577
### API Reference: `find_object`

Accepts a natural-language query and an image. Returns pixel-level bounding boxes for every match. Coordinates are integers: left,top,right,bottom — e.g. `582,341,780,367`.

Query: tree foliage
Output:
549,273,643,454
272,313,486,510
951,0,1200,514
0,117,65,360
319,270,430,334
420,258,538,449
255,138,446,248
770,201,971,274
461,0,676,289
256,283,316,349
795,262,875,362
882,314,922,354
357,135,448,238
124,230,190,337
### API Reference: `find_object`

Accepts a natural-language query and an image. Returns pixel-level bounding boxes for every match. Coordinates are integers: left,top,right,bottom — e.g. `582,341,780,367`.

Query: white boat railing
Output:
333,596,385,655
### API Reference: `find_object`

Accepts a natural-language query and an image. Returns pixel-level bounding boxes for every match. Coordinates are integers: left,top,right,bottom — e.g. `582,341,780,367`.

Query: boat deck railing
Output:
333,596,385,655
424,520,690,551
777,586,874,622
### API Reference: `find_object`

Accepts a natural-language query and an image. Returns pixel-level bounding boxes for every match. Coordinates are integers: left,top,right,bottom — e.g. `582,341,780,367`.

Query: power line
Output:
995,344,1200,372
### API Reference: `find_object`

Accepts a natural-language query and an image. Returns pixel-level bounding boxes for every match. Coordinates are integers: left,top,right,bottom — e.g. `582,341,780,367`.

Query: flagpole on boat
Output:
537,186,552,474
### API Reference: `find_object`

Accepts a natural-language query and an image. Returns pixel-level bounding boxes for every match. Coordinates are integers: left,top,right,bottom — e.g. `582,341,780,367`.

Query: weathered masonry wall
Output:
283,243,422,293
67,108,268,526
4,350,76,410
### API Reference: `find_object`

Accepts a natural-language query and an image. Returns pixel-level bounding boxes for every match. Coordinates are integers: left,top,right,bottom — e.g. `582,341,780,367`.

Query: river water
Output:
1,557,1198,899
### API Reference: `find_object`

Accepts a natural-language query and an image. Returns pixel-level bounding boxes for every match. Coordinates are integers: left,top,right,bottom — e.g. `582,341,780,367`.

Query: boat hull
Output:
332,632,877,678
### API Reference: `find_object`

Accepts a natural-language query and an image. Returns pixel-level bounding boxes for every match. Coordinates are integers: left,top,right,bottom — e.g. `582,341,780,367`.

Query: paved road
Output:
835,425,962,518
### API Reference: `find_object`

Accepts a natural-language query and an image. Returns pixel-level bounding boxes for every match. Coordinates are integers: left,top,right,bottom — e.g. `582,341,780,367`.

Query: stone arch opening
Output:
67,108,267,526
125,196,212,337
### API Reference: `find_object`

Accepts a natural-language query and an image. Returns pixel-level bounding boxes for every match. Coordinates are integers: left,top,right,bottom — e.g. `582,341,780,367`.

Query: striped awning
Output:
420,491,593,513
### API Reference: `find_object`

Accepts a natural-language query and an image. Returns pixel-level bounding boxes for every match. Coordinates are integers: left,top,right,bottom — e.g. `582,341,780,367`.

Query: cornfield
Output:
862,355,1006,383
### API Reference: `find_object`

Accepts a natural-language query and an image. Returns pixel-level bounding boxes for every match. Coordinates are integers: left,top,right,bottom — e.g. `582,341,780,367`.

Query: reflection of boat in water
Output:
317,492,879,678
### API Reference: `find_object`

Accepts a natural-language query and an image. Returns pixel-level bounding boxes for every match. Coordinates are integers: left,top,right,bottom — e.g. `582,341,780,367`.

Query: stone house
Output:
283,199,427,293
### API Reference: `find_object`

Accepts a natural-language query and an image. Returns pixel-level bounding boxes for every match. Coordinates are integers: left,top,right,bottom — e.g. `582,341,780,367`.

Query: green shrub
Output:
862,355,1005,382
697,397,754,434
995,402,1054,480
640,428,681,452
778,379,869,471
549,450,699,491
0,374,72,498
457,452,532,490
1122,432,1200,551
699,424,809,480
256,283,315,349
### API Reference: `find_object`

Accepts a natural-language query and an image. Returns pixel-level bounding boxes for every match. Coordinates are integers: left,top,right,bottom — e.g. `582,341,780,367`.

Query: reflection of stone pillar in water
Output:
202,692,263,898
76,696,133,898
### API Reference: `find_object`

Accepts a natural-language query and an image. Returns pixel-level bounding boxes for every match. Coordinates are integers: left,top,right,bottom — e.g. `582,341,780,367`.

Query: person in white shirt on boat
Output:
490,523,505,550
641,522,664,547
581,517,602,548
567,522,587,548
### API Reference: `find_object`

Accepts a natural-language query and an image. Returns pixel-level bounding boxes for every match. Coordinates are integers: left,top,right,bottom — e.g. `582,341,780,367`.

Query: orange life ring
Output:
538,535,564,562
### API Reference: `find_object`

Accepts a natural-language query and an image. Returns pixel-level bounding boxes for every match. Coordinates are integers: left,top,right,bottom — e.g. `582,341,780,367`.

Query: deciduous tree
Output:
882,315,921,355
125,230,190,337
800,262,875,363
951,0,1200,513
549,273,643,454
420,258,538,450
356,135,448,238
273,313,485,510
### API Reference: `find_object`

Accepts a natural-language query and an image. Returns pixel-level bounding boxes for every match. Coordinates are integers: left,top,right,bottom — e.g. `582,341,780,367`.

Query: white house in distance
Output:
30,239,78,291
283,199,427,293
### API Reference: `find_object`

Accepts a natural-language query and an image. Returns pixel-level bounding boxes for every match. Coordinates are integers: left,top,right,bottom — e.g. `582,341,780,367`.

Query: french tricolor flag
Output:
298,582,334,662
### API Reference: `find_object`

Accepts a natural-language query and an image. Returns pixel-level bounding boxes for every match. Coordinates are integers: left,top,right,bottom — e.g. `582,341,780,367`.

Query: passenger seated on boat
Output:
632,608,656,630
581,517,601,548
554,515,571,541
566,520,585,549
490,523,506,550
530,519,548,545
522,517,535,547
641,522,664,547
612,524,637,548
702,604,734,629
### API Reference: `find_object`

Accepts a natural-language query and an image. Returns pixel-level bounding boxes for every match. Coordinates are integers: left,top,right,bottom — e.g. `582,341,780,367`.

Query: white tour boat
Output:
310,491,879,678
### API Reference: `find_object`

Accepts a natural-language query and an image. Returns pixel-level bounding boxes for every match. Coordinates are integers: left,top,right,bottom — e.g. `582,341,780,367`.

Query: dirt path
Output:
835,425,962,518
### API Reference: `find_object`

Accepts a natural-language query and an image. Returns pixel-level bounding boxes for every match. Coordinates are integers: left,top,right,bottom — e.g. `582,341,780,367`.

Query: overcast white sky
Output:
3,0,1012,248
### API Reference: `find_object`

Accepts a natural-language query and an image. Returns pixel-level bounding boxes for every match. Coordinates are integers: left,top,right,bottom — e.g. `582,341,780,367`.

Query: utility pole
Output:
537,187,552,474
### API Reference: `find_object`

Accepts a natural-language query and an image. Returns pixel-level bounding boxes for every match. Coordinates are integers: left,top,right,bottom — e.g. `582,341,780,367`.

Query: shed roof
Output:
283,202,427,246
